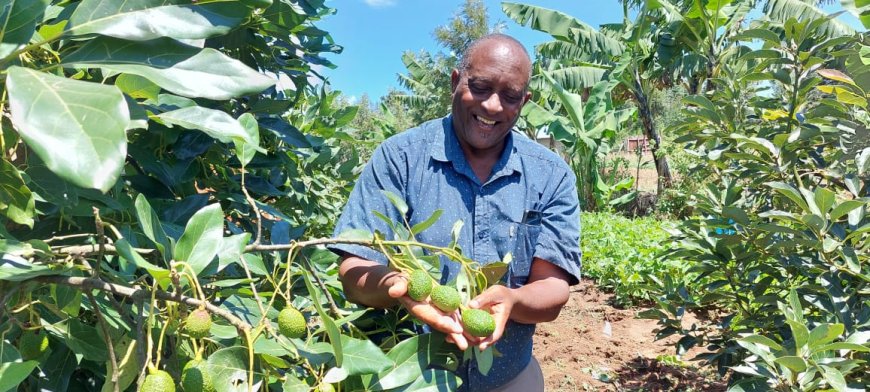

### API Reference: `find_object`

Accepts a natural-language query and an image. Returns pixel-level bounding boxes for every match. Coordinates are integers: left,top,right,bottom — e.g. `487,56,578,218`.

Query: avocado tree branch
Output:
33,276,252,333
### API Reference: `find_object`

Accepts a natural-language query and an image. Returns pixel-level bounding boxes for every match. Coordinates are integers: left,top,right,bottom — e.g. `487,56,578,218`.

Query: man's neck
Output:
458,139,506,184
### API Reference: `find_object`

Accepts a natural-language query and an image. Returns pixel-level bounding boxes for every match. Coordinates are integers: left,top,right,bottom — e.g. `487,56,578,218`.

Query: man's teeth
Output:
476,115,496,125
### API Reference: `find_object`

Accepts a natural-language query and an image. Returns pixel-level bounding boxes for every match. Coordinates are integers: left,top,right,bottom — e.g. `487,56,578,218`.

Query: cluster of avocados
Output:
138,302,308,391
406,269,495,338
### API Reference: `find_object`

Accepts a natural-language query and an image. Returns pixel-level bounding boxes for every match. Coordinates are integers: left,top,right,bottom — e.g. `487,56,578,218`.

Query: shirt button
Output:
477,231,487,239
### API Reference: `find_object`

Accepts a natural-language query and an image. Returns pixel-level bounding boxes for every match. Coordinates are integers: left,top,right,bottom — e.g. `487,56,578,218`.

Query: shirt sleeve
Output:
533,168,582,285
329,141,408,265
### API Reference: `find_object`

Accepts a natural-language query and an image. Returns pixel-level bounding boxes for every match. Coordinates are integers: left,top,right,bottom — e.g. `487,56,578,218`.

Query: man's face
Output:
451,39,531,157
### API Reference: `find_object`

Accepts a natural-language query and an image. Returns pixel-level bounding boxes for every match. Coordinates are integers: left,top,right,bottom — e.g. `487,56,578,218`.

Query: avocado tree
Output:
0,1,495,391
643,12,870,390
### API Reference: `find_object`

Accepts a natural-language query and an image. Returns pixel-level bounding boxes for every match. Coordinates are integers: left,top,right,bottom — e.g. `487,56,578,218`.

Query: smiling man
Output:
331,34,582,391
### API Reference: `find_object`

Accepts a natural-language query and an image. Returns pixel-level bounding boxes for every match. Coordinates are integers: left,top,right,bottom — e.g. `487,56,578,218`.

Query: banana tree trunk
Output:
632,83,673,194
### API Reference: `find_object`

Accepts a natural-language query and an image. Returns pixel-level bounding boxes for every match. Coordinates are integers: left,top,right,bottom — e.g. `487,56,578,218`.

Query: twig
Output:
135,298,147,391
93,207,106,278
241,171,264,245
237,255,270,333
302,256,343,318
34,276,252,333
88,292,119,392
55,244,155,257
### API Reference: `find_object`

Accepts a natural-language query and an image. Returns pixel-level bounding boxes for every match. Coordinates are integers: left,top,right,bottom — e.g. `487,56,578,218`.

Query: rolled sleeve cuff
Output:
328,243,389,266
533,232,582,286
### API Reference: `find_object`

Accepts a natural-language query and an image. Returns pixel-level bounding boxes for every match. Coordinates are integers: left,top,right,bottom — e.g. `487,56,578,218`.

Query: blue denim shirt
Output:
331,116,582,390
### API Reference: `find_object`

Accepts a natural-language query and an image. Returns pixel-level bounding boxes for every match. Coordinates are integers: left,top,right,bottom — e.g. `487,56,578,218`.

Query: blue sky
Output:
317,1,863,103
318,1,626,102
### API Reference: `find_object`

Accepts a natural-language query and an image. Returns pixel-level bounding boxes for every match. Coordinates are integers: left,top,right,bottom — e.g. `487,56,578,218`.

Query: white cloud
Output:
363,0,396,8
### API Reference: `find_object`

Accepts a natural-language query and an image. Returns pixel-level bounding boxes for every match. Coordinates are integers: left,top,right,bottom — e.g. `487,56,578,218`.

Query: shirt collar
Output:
431,115,522,183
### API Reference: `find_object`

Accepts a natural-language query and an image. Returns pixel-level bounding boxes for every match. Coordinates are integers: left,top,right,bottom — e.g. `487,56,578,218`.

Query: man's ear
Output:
451,69,460,92
523,91,531,105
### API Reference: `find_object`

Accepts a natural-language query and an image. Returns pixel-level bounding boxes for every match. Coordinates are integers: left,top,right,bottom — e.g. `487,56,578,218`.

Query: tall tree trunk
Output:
632,83,673,195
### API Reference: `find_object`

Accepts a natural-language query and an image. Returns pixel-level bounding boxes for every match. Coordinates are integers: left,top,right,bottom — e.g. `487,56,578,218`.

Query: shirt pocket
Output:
495,210,543,288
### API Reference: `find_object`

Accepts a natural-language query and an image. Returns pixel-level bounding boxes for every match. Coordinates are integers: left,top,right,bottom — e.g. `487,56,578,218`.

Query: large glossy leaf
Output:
64,36,199,66
66,0,250,41
339,335,392,376
158,106,255,145
0,0,49,59
502,2,624,56
66,37,274,100
6,67,129,192
174,203,224,276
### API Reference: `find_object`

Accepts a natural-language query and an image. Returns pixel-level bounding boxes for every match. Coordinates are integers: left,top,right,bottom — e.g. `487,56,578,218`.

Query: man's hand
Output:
466,285,516,350
386,274,470,350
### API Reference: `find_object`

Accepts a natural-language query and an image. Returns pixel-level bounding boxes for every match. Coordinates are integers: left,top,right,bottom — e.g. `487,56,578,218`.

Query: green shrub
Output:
581,212,681,305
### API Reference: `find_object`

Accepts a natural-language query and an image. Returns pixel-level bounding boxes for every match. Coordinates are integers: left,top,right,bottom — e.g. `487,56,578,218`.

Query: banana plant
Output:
503,1,675,192
524,72,636,210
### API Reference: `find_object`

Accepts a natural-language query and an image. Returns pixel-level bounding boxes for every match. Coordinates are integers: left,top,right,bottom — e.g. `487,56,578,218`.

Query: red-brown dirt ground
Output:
533,279,727,391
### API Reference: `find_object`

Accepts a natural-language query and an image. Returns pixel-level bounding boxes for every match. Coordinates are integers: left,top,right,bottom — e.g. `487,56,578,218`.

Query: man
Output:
330,34,581,391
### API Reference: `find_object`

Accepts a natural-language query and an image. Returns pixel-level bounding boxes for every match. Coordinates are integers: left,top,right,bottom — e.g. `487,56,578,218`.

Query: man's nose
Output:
481,93,502,113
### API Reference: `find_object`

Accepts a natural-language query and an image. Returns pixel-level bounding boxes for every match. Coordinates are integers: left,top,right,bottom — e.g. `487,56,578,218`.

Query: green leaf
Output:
739,335,783,351
339,335,392,376
726,377,770,392
0,361,39,391
0,254,60,281
813,342,870,354
386,368,461,391
808,323,844,349
114,238,170,286
411,210,443,235
174,203,224,276
132,47,271,99
134,194,172,260
236,113,260,167
217,233,253,273
774,356,807,373
734,28,782,44
766,182,810,212
0,0,50,59
114,74,161,101
67,0,249,40
301,268,343,367
158,106,255,145
814,187,836,215
381,190,408,216
282,374,309,392
64,37,274,100
821,365,847,392
374,334,441,390
830,200,865,221
47,319,108,362
0,158,35,227
207,347,260,392
6,66,129,193
474,346,494,376
786,320,810,352
38,345,77,392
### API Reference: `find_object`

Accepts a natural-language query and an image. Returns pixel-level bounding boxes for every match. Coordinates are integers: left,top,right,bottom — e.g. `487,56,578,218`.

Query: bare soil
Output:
533,280,727,391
